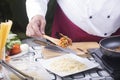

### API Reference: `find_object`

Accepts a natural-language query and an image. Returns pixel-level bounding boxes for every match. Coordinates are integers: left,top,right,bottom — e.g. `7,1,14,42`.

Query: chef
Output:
26,0,120,42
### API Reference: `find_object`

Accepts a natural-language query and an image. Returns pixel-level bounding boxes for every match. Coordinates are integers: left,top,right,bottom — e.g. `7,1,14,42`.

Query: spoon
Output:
43,35,60,45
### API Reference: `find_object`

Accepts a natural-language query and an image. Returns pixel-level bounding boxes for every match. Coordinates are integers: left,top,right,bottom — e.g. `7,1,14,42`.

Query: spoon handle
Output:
43,35,60,45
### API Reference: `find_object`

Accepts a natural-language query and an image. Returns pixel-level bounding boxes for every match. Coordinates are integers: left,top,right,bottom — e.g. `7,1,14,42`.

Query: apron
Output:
51,4,120,42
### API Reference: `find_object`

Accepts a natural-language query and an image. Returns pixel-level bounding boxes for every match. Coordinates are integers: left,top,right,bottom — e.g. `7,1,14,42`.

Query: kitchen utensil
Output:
43,34,72,48
33,39,48,46
43,35,60,45
33,39,77,54
99,35,120,58
77,48,88,54
0,60,33,80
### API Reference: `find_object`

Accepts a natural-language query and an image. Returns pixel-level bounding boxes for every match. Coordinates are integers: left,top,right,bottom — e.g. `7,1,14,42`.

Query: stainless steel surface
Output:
0,60,33,80
31,45,114,80
34,39,77,54
22,38,114,80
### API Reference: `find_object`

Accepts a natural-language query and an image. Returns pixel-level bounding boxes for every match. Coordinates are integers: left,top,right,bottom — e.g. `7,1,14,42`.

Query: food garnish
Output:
10,44,21,55
58,33,72,48
6,32,21,56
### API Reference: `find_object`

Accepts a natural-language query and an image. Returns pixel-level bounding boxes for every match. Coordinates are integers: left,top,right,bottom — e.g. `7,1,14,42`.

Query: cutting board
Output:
42,42,99,59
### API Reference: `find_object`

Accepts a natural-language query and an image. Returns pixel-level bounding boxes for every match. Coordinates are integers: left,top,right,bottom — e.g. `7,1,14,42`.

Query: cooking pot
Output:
99,35,120,58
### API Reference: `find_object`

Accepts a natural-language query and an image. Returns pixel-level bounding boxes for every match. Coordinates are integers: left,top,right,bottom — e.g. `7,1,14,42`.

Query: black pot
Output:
99,35,120,58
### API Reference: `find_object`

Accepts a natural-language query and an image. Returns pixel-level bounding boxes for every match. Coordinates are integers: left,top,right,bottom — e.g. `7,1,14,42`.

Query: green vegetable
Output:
6,33,21,50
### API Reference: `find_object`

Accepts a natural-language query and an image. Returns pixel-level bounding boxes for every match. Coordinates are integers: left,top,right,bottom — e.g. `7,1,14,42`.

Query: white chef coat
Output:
26,0,120,37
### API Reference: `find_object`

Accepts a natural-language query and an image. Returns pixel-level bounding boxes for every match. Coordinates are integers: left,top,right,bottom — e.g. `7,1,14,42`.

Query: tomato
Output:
10,44,21,55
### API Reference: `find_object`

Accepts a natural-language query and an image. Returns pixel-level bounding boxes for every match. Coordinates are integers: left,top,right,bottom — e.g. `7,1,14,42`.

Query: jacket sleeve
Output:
26,0,49,21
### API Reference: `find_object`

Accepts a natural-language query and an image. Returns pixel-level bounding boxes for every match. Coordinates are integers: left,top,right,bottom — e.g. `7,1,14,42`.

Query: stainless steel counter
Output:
21,38,114,80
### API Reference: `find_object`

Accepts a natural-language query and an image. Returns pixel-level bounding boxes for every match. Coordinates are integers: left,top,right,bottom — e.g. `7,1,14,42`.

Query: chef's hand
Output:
26,15,46,38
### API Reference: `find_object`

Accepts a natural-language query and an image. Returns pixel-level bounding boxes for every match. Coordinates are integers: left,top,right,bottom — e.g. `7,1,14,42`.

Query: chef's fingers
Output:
39,17,46,35
26,21,39,37
31,23,42,37
26,23,35,37
26,15,46,37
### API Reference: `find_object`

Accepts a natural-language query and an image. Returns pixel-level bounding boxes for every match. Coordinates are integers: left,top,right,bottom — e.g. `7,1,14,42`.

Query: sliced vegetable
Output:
10,44,21,55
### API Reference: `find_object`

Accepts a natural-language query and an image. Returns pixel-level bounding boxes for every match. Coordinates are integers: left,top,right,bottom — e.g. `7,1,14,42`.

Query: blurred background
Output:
0,0,56,40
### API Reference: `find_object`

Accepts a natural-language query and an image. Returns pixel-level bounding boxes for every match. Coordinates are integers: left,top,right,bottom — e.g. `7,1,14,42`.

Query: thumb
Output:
39,16,46,34
40,22,46,34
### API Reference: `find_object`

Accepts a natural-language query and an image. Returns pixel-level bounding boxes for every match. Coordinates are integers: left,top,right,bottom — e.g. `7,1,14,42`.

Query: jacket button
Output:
104,33,107,35
107,15,110,18
89,16,92,19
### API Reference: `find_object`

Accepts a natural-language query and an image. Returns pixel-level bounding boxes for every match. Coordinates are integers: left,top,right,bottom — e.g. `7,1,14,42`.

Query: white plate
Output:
10,50,28,58
10,44,29,58
41,54,99,77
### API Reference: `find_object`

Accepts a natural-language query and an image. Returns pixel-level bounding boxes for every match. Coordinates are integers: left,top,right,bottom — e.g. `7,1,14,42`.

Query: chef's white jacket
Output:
26,0,120,37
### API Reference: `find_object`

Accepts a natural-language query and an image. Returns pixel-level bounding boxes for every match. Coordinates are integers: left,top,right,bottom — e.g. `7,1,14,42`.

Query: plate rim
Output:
41,54,99,77
10,50,28,58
